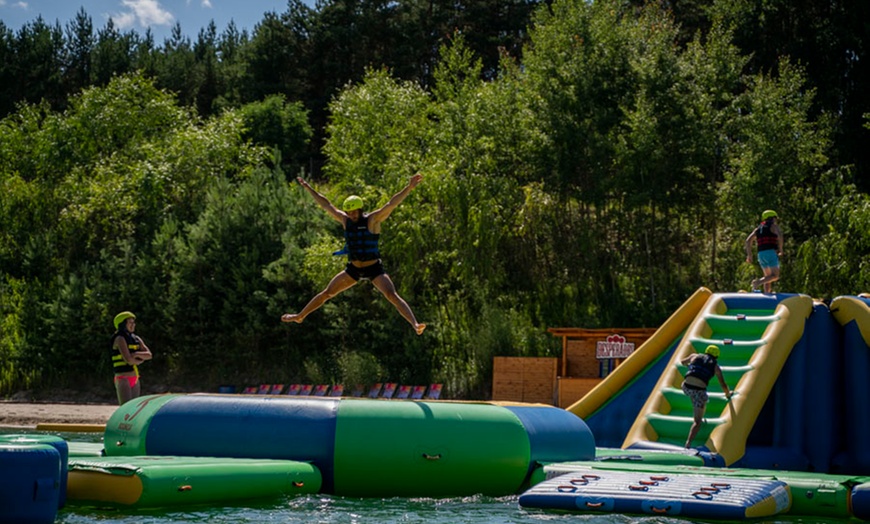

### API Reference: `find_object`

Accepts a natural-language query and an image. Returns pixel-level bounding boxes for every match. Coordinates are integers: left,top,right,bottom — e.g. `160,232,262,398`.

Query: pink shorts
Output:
114,375,139,389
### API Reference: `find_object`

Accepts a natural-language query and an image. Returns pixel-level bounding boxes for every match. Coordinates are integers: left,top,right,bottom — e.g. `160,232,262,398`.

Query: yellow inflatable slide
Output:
621,293,813,465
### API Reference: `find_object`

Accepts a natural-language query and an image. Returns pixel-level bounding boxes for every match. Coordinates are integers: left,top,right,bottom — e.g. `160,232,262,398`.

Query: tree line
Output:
1,0,869,400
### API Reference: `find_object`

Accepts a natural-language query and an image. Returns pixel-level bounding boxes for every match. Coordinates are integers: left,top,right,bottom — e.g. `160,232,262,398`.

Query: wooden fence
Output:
491,328,657,407
491,357,557,405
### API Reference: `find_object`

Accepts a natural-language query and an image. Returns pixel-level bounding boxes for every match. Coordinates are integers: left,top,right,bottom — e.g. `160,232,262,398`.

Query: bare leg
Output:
764,266,780,293
753,267,780,293
372,274,426,335
115,378,133,406
685,404,706,448
282,271,357,324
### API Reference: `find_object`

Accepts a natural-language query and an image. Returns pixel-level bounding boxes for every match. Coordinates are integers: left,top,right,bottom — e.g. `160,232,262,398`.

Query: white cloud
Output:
201,0,213,7
110,0,174,30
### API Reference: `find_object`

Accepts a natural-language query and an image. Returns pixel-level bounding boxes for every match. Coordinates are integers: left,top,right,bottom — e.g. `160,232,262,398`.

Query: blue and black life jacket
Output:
686,353,717,385
334,215,380,262
111,330,141,375
756,219,778,252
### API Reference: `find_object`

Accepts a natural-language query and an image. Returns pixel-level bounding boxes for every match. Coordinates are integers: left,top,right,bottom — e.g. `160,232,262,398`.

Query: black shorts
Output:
345,261,385,281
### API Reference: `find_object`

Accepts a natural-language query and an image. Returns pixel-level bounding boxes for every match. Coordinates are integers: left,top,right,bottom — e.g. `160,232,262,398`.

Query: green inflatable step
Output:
67,455,321,508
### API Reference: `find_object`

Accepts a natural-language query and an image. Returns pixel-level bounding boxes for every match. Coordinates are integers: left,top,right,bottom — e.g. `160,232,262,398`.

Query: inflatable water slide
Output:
526,289,870,520
567,287,852,470
6,289,870,522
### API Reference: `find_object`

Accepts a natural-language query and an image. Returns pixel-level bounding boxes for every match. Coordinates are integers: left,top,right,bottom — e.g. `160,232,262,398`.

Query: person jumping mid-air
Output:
282,174,426,335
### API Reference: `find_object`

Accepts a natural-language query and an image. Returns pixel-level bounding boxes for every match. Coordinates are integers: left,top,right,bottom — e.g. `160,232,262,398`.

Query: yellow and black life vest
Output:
111,330,141,375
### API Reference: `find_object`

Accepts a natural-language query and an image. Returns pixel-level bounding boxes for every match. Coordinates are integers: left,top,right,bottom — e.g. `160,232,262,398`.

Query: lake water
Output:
55,497,840,524
4,429,846,524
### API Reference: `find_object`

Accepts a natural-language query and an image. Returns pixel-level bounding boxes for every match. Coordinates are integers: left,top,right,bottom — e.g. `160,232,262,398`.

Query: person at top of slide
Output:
745,209,783,293
282,174,426,335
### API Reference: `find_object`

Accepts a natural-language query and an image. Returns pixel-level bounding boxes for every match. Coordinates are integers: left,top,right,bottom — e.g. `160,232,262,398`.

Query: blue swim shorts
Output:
757,250,779,270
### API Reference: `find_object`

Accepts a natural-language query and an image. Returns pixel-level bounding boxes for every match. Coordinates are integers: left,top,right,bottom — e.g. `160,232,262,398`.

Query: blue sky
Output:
0,0,306,42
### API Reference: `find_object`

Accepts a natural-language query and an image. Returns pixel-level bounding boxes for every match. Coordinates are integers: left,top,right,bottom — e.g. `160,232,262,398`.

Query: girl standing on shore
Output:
111,311,152,405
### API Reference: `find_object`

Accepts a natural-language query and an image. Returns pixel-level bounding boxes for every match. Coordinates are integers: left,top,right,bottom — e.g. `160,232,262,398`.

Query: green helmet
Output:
342,195,364,211
761,210,778,220
704,344,720,358
114,311,136,330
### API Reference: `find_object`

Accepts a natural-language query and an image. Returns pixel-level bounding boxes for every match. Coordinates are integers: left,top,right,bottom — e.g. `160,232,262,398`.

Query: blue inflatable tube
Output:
503,405,596,472
853,482,870,521
0,434,69,508
0,443,61,524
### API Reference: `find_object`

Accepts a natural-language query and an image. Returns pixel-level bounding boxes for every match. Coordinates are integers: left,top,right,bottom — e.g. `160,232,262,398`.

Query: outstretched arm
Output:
297,177,345,224
369,173,423,226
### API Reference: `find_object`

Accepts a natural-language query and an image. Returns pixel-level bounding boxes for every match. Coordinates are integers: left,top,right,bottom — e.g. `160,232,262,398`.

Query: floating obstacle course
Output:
3,290,870,522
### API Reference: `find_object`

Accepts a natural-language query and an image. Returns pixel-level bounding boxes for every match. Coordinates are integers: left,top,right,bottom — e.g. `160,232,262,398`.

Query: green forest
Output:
1,0,869,401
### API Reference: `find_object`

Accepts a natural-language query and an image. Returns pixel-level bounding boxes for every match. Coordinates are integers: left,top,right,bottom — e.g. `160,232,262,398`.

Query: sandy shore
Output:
0,401,118,427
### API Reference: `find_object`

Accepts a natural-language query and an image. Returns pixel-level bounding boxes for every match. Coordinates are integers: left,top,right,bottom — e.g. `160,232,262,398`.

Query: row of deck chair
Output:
237,383,442,400
365,383,443,399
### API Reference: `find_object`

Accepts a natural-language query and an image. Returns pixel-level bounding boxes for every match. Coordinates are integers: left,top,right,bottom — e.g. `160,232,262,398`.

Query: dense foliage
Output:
1,0,869,400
